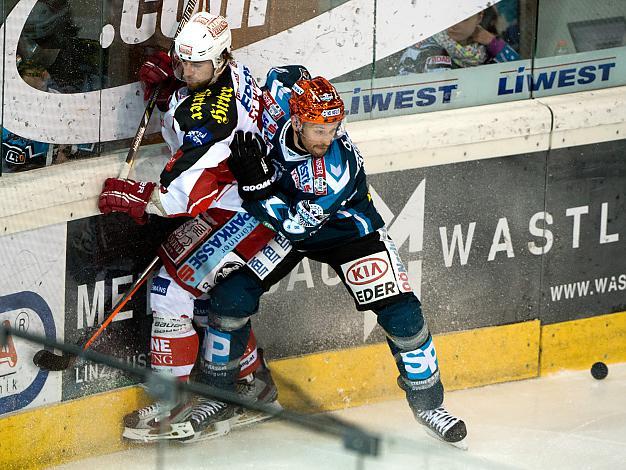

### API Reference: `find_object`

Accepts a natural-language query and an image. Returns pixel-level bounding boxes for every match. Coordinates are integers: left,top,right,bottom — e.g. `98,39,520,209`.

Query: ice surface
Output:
52,363,626,470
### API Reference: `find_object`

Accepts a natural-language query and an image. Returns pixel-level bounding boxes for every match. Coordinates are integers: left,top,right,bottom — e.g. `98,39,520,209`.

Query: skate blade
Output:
122,422,195,443
177,417,233,444
423,428,469,451
233,400,282,428
450,438,468,451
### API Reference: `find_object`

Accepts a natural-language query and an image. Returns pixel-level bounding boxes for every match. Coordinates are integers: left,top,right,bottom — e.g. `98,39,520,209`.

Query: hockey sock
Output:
238,329,261,378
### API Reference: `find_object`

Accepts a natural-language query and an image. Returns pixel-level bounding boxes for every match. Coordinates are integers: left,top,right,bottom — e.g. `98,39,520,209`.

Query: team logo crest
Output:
179,44,193,55
207,17,229,38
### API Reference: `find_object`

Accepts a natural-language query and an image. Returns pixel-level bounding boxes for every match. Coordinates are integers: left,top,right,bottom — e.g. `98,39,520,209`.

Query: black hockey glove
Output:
228,131,276,201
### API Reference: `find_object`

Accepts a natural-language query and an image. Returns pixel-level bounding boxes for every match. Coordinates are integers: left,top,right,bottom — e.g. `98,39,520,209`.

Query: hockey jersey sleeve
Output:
244,135,364,242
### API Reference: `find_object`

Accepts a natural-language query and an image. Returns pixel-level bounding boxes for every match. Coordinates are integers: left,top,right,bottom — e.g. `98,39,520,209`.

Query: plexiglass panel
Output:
2,0,104,174
533,0,626,98
1,0,624,175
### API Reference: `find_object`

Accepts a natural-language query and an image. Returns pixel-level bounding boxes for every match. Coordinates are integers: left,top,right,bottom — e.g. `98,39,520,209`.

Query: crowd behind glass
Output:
1,0,624,174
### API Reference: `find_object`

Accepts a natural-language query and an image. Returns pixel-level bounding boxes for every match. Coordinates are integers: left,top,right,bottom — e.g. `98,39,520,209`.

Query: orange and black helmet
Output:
289,76,345,124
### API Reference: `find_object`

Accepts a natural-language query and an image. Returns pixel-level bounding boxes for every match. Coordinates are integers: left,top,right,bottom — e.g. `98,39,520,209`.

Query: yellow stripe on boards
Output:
436,320,540,389
540,311,626,375
270,320,541,413
0,386,151,470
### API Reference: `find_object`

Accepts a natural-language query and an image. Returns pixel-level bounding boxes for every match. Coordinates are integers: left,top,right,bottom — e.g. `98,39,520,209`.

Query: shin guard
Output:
389,333,444,412
151,312,199,380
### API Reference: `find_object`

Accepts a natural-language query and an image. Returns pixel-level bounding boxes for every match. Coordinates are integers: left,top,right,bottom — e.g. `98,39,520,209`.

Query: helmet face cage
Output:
289,77,345,126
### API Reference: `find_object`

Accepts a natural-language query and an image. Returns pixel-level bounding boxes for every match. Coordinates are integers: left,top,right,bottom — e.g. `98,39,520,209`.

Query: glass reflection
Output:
1,0,102,173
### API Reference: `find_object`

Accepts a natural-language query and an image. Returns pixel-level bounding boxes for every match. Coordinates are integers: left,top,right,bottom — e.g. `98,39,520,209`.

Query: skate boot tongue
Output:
190,399,233,431
417,407,467,444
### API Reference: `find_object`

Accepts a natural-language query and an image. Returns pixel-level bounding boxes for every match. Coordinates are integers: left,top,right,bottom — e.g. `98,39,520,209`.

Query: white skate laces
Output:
236,376,258,399
190,400,229,424
124,400,182,428
137,403,162,418
122,398,197,442
417,407,467,443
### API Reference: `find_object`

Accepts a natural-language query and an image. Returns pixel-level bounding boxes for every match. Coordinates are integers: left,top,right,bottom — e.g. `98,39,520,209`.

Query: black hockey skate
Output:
232,349,282,428
125,350,281,444
416,407,467,449
178,350,281,443
178,398,236,443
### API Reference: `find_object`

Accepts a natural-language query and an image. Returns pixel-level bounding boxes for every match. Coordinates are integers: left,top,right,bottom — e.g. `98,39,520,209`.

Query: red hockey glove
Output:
138,50,179,110
98,178,156,225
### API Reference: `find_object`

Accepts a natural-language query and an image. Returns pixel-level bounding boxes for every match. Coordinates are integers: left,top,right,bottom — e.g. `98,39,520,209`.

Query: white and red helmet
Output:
174,12,231,67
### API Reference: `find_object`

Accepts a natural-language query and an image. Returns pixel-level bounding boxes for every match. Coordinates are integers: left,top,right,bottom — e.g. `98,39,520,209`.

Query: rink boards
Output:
1,87,626,468
1,314,626,469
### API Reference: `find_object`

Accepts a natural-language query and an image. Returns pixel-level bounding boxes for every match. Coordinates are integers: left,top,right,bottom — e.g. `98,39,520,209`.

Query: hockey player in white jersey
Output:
98,12,279,443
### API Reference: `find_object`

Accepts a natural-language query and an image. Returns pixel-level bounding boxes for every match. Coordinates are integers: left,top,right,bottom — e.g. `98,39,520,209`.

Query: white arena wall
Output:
2,86,624,235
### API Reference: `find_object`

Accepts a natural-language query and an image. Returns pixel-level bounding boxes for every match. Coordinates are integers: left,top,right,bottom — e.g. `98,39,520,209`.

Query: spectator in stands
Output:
1,57,92,173
399,7,520,75
18,0,104,93
1,58,58,173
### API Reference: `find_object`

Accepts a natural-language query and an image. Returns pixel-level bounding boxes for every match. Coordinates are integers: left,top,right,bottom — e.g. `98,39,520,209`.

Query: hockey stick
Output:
32,256,161,371
118,0,198,179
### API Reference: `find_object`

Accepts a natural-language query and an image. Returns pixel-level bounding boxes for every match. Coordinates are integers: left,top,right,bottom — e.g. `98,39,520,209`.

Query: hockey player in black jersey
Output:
195,68,468,446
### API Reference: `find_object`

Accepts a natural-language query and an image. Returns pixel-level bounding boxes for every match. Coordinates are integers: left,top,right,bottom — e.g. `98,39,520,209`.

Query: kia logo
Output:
346,257,388,285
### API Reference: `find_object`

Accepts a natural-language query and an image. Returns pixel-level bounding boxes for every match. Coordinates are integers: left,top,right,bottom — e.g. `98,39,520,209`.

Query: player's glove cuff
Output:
237,171,276,201
98,178,156,225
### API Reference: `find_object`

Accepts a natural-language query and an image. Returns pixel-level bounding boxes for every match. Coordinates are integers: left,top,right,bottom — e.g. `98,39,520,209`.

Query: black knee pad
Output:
375,294,425,339
207,270,264,318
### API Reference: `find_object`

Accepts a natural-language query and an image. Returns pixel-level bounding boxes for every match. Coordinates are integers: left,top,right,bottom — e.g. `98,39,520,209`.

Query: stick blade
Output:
33,349,75,371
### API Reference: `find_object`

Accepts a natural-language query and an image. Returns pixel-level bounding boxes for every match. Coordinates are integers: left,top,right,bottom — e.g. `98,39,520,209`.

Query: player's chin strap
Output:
207,58,229,86
292,120,312,157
